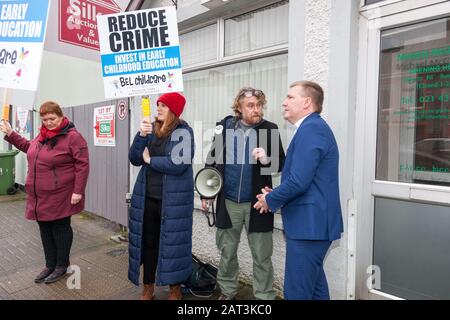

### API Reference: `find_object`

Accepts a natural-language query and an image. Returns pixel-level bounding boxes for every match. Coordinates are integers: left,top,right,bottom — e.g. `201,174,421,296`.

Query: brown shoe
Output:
140,284,155,300
167,284,182,300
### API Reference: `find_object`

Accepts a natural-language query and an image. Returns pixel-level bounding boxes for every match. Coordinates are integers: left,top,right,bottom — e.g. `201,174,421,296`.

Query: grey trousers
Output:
216,199,276,300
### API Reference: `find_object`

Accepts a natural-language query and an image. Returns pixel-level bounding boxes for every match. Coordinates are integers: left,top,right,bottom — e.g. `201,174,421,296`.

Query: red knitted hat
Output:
156,92,186,118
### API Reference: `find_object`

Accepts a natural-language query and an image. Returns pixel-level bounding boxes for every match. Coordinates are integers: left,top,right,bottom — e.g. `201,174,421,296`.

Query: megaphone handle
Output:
206,201,216,227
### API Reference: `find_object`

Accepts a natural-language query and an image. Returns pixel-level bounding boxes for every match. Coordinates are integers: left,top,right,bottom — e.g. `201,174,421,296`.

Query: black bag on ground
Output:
181,255,218,298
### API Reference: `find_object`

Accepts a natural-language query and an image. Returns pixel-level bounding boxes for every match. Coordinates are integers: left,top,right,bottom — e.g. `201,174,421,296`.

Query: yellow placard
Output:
142,96,151,120
1,105,10,121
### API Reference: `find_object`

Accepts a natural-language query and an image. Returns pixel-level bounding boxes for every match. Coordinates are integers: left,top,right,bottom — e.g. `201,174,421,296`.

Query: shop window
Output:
178,2,288,183
224,1,288,57
376,17,450,186
180,24,217,66
181,54,288,176
179,1,288,67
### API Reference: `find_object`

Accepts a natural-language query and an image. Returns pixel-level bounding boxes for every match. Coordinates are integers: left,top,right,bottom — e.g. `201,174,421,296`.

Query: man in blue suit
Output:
254,80,343,300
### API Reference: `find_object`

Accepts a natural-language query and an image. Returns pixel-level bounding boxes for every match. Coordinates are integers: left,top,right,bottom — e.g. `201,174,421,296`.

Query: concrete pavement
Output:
0,192,254,300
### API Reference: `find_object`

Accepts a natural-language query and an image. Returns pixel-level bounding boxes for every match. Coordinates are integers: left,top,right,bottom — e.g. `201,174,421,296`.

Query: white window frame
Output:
359,0,448,19
355,0,450,300
179,21,219,67
179,0,289,73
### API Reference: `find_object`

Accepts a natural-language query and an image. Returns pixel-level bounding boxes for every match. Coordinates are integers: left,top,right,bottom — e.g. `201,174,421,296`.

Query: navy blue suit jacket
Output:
266,113,343,241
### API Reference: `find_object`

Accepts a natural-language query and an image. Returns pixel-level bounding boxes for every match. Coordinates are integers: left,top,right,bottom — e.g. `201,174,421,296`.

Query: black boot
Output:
34,267,54,283
44,267,67,284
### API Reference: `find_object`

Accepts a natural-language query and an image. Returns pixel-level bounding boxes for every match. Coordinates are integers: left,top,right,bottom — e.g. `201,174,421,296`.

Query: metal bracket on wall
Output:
347,199,357,300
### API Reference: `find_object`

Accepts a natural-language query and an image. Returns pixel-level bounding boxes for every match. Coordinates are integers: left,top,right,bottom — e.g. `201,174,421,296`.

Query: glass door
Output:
376,18,450,187
356,1,450,300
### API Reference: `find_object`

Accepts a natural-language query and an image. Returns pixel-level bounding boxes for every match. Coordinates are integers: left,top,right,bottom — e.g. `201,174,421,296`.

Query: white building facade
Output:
133,0,449,300
2,0,449,300
131,0,354,300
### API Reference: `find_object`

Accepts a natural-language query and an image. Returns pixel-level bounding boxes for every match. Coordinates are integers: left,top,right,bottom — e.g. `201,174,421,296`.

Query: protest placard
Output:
97,6,183,98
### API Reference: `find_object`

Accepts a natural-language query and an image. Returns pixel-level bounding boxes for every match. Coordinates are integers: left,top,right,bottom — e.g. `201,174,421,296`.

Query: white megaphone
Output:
195,167,223,199
195,167,223,227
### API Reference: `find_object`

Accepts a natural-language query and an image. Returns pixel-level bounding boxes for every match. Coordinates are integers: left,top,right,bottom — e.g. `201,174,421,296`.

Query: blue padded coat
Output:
128,121,194,286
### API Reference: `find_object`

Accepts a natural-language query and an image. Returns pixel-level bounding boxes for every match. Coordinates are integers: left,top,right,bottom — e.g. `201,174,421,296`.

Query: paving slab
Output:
0,197,255,300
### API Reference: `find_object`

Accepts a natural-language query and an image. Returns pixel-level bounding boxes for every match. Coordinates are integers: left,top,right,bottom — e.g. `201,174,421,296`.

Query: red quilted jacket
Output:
4,126,89,221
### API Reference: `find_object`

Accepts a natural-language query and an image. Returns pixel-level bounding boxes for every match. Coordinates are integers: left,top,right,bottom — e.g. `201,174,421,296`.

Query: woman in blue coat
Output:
128,92,194,300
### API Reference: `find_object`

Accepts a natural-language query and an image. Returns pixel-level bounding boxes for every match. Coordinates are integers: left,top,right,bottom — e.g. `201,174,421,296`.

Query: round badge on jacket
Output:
215,125,223,135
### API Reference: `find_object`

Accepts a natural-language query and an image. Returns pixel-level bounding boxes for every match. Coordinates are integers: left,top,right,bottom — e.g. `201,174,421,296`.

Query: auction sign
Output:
58,0,121,51
0,0,50,91
97,6,183,98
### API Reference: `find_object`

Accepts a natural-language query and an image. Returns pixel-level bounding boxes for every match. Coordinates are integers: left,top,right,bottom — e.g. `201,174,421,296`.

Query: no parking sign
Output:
117,99,127,120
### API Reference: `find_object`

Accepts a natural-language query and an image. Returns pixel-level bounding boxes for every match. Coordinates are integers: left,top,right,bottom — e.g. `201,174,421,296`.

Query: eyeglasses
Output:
238,88,264,98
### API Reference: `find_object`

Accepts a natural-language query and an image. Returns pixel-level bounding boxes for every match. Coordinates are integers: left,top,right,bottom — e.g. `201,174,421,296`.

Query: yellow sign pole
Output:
141,96,151,122
1,89,10,121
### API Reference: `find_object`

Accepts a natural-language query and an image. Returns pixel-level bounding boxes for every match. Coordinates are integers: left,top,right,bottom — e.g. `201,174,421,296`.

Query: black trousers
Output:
37,216,73,269
142,197,161,285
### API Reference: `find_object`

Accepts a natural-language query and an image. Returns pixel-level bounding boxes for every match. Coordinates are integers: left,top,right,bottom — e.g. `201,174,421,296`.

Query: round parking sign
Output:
117,100,128,120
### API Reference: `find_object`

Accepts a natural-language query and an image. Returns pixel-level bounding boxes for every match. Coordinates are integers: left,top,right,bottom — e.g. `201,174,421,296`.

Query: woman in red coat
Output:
0,101,89,284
